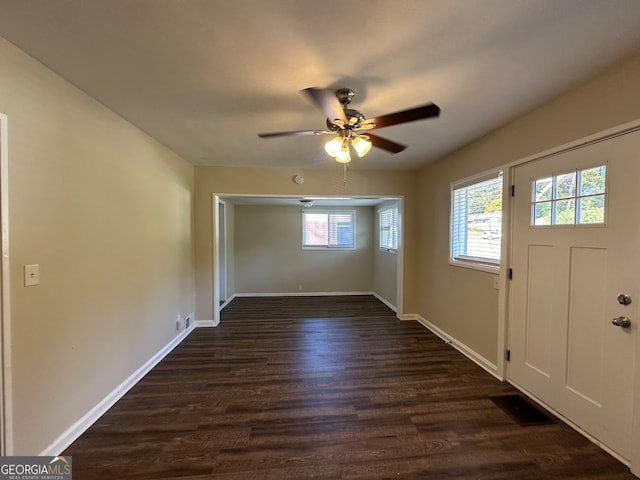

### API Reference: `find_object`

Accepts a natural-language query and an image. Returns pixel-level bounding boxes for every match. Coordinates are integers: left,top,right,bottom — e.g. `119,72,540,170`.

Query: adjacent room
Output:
217,196,400,309
1,1,640,478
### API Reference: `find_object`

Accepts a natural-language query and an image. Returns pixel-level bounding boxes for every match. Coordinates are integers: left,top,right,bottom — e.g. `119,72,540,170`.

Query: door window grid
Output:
531,165,607,226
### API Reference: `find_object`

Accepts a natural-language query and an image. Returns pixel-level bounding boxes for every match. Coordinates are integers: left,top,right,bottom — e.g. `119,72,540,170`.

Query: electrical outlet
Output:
176,314,184,331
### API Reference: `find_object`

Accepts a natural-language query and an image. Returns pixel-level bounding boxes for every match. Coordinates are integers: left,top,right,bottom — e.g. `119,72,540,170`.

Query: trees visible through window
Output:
302,211,355,249
450,171,503,268
531,165,606,226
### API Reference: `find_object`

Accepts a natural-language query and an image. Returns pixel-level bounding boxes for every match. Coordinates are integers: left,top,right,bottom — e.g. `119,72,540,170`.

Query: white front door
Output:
508,129,640,461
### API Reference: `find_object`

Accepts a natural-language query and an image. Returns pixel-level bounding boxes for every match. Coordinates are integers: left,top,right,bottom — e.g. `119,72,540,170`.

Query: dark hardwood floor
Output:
64,295,635,479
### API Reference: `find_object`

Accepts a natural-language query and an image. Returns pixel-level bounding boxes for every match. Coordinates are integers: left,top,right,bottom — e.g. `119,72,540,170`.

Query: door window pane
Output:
534,177,553,202
580,166,606,196
554,199,576,225
554,172,576,199
578,195,605,224
533,202,552,225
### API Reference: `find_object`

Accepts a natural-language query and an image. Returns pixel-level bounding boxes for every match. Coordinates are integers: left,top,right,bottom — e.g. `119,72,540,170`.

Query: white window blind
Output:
451,172,503,267
379,206,399,251
302,211,355,249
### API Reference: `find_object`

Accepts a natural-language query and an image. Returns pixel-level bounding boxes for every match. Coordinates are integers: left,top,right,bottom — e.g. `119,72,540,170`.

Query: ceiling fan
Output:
258,87,441,164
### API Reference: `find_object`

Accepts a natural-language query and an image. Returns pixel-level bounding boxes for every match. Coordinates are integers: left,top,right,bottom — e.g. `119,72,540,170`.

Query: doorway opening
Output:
212,195,404,326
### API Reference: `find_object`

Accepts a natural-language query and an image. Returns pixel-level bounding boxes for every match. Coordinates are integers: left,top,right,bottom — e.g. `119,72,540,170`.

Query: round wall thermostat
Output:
293,175,304,184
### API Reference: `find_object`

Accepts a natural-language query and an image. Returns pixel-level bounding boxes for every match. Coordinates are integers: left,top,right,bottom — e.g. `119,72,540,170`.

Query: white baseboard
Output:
219,294,236,310
233,291,375,297
39,323,196,456
372,292,397,312
402,313,501,381
196,319,219,327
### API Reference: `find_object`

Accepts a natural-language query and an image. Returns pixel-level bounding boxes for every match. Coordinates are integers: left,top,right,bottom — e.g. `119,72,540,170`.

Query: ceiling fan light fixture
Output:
335,141,351,163
352,136,372,157
324,137,342,157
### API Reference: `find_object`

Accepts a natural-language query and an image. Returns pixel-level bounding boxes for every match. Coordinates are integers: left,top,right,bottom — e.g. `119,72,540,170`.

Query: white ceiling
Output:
1,0,640,170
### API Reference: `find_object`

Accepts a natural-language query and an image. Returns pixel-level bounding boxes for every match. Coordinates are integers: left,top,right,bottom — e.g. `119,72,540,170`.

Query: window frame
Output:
301,209,356,250
529,163,608,228
378,205,399,253
449,170,504,273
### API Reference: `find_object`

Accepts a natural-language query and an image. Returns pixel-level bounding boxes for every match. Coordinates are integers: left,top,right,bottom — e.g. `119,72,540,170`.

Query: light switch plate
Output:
24,264,40,287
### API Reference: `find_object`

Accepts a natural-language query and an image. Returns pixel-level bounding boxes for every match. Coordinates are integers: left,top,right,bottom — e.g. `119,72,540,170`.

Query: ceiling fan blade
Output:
366,133,406,154
258,129,333,138
302,87,348,125
365,102,440,130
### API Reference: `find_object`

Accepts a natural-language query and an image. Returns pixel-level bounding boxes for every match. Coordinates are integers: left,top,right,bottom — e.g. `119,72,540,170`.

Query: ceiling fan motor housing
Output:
326,108,365,131
326,88,366,130
336,88,355,105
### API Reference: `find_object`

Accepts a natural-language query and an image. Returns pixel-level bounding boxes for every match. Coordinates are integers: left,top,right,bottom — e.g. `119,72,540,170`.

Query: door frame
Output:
0,112,11,455
218,200,228,305
211,193,405,326
212,195,222,325
500,118,640,474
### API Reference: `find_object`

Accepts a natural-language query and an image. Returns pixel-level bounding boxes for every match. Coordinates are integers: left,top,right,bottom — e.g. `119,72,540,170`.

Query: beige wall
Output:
195,168,418,320
417,53,640,365
233,205,373,294
0,37,195,454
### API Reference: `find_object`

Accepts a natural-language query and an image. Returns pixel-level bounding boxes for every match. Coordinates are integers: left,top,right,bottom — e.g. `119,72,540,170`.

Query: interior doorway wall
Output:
211,194,404,326
218,201,227,304
0,112,10,455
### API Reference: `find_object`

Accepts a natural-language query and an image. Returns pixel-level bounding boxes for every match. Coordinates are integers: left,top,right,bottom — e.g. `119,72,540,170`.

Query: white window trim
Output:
301,209,356,250
449,169,503,273
378,205,399,253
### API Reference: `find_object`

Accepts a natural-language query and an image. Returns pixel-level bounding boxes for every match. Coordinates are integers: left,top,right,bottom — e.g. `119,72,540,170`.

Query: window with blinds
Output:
379,206,399,252
450,171,503,269
302,211,355,249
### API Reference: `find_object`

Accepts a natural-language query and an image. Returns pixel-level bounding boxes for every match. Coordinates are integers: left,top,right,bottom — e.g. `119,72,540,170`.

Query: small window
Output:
302,210,355,249
379,206,399,252
450,171,503,270
531,165,606,226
